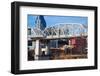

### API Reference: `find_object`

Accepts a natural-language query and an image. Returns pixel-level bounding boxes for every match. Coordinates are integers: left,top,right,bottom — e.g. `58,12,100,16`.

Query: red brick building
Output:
68,36,87,54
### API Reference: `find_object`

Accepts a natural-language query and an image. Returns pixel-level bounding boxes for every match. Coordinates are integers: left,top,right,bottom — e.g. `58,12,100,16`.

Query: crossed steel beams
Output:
30,23,87,39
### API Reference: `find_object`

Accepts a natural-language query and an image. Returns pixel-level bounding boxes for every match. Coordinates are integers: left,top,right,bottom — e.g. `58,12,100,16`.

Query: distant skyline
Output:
28,15,88,28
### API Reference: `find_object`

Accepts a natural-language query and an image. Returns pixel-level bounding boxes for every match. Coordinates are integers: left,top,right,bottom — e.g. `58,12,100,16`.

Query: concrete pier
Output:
34,39,41,60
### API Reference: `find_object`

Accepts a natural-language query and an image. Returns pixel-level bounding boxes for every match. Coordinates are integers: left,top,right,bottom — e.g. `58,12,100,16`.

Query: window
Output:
28,41,32,46
28,28,31,35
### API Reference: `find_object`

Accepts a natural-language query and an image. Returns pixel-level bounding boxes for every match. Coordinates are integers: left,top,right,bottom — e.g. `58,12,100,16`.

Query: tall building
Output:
35,15,46,30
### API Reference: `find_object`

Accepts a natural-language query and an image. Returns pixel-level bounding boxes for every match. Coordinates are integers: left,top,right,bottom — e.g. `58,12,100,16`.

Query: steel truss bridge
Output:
28,23,87,40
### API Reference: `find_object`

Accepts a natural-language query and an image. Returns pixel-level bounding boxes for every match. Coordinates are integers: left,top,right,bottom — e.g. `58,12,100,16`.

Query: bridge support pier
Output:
45,40,50,55
34,39,41,60
56,40,58,48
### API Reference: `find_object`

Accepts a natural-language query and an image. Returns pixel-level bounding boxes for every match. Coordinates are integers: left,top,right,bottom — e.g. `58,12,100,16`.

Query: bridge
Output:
28,23,87,40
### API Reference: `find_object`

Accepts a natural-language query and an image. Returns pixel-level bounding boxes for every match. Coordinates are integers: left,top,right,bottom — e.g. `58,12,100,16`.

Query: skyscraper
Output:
35,15,46,30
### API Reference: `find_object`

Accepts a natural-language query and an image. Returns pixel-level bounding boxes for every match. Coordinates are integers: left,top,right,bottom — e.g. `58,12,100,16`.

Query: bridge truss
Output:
29,23,87,39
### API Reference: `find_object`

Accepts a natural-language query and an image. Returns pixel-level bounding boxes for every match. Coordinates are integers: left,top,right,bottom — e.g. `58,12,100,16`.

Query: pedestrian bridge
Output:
29,23,87,40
